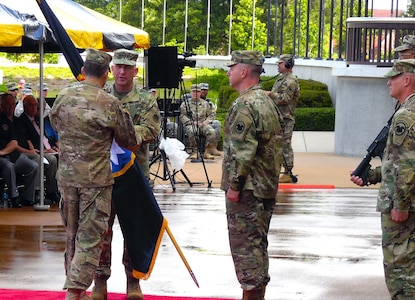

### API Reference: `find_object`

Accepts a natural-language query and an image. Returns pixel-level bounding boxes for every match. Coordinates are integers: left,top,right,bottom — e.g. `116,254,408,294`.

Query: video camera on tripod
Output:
178,52,196,78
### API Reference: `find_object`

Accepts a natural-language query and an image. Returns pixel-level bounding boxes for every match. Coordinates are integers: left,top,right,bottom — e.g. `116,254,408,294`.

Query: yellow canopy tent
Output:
0,0,150,210
0,0,150,51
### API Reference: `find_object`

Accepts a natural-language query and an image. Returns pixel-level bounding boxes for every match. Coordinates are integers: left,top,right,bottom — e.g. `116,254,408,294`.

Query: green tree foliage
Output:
404,0,415,16
230,0,267,52
73,0,373,58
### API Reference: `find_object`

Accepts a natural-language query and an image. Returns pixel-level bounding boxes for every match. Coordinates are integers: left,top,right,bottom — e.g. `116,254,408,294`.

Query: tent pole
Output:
34,41,50,211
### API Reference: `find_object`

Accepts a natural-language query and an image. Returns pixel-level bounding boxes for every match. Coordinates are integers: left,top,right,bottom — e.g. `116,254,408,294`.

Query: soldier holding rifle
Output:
351,59,415,299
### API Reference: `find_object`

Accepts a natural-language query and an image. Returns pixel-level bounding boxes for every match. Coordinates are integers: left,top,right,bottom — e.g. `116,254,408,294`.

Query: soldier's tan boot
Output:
242,287,263,300
190,151,198,159
90,277,107,300
204,144,215,159
126,276,144,300
209,145,222,156
279,173,292,183
66,289,91,300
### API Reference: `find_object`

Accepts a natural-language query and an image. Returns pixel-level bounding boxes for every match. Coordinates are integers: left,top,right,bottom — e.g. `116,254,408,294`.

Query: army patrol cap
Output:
394,35,415,52
36,83,48,91
200,83,209,90
226,50,264,67
112,49,138,66
191,84,201,91
384,59,415,78
7,82,18,91
85,48,112,65
277,54,293,63
21,88,33,96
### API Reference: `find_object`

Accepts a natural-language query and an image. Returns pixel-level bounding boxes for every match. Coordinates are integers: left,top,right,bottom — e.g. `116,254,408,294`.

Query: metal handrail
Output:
346,17,415,67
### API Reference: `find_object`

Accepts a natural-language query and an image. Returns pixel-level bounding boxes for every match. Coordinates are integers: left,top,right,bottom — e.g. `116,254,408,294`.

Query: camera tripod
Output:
179,79,212,188
149,89,194,191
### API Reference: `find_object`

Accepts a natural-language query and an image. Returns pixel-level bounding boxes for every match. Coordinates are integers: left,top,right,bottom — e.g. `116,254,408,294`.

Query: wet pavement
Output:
0,187,390,300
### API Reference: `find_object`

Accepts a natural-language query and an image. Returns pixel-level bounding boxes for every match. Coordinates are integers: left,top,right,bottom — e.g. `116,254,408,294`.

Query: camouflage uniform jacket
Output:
50,81,137,188
220,84,283,199
377,93,415,213
108,83,161,176
179,98,215,126
268,72,300,121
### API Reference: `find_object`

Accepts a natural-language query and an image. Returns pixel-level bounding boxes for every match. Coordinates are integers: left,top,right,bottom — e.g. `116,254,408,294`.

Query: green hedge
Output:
259,76,332,108
294,107,335,131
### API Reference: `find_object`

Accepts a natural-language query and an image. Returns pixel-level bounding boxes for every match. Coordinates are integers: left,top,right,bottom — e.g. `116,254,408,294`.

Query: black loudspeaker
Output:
285,55,294,69
148,46,179,89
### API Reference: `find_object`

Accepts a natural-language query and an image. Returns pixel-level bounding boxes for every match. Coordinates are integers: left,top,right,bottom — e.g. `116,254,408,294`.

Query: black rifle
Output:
351,114,394,185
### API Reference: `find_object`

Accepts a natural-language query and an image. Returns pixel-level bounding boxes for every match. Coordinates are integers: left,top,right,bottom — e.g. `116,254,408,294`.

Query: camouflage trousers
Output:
210,120,222,144
226,190,275,290
281,118,295,171
59,185,112,290
184,123,217,146
381,212,415,300
94,198,134,280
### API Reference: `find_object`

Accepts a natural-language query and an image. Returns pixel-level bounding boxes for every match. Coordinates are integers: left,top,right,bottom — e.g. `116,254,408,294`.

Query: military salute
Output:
221,50,283,300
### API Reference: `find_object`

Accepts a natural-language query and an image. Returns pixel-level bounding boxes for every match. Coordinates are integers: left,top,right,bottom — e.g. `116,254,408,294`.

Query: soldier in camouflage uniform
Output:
200,82,222,155
394,35,415,59
91,49,160,300
221,50,283,300
266,54,300,183
50,48,138,300
179,84,219,159
351,59,415,300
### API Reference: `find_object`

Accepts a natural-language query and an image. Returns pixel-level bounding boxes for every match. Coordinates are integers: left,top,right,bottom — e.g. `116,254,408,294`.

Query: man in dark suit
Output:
14,95,60,204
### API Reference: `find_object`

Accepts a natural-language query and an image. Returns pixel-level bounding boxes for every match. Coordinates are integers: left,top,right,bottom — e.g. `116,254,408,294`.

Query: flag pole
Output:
165,225,199,288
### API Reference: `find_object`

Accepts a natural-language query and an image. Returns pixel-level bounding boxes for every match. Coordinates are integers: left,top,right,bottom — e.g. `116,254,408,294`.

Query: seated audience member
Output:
36,99,59,150
200,82,222,155
36,83,49,100
0,93,38,207
6,82,19,99
179,84,220,159
14,95,60,203
15,88,33,117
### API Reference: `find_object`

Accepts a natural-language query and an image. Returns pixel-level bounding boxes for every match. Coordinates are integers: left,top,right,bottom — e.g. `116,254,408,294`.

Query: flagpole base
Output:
34,204,50,211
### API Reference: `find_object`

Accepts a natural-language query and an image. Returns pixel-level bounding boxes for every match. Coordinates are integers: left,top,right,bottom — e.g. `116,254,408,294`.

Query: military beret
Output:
7,82,18,91
191,84,201,91
200,83,209,90
384,59,415,78
226,50,264,67
85,48,112,65
112,49,138,66
394,35,415,52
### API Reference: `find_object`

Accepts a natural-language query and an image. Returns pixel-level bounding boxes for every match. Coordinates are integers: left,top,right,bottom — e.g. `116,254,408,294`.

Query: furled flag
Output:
111,141,167,279
36,0,85,81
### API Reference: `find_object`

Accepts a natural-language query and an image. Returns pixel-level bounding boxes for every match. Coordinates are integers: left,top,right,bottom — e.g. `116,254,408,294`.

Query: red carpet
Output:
279,183,335,189
0,289,234,300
